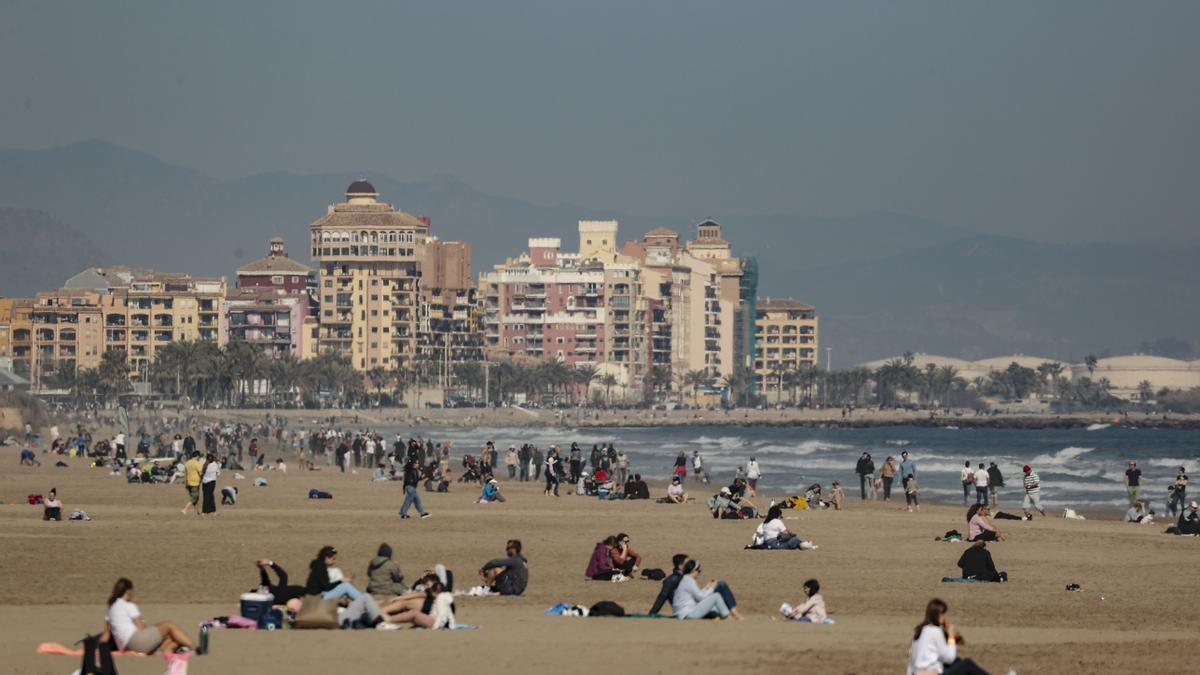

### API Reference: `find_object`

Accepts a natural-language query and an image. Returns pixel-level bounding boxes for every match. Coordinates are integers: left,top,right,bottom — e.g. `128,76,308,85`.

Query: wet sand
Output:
0,454,1193,674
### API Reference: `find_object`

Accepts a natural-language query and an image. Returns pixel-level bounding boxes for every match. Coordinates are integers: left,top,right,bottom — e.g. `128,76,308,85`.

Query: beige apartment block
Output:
309,181,430,371
25,269,226,384
754,298,819,395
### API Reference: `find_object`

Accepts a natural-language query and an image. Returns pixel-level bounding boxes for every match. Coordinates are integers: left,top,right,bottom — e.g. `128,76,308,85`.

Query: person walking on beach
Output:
569,443,583,483
986,462,1004,507
544,448,561,497
181,450,203,515
904,474,920,512
1021,465,1045,518
532,446,543,482
1124,460,1142,506
692,450,707,483
959,461,974,505
201,452,220,515
972,463,989,506
746,457,762,498
856,452,876,500
615,449,629,487
518,445,530,481
899,451,917,484
1168,466,1188,517
881,456,897,501
505,446,518,480
399,458,431,519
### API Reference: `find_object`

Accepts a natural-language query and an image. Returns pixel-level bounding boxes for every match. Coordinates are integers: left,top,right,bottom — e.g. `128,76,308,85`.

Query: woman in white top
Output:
105,578,193,654
755,505,815,550
201,453,220,515
745,458,761,497
908,599,986,675
671,560,744,621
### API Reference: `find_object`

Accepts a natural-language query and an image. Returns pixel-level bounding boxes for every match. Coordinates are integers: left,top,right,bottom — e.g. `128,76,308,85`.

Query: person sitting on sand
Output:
477,478,506,503
371,462,389,482
967,505,1003,542
908,599,986,675
480,539,528,596
667,476,688,504
20,448,40,466
366,543,406,596
43,488,63,521
105,578,194,655
780,578,826,622
957,541,1006,582
804,483,828,509
672,560,744,621
1177,501,1200,535
649,554,689,615
586,536,623,580
610,533,642,575
1125,500,1154,524
305,545,363,601
628,474,650,500
754,505,817,550
707,486,735,518
255,559,306,607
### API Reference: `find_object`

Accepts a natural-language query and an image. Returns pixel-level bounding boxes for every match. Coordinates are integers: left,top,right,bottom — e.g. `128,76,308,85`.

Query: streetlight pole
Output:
825,347,832,372
483,362,490,409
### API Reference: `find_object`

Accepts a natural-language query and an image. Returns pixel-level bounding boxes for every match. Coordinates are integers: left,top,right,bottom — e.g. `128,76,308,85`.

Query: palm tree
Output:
367,366,393,405
1037,362,1064,397
645,365,671,403
683,369,710,406
599,373,618,406
1137,380,1154,404
574,364,599,405
1084,354,1098,378
96,349,131,400
769,365,787,405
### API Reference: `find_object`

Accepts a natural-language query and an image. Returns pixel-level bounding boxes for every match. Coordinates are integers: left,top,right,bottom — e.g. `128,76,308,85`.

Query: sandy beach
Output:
1,440,1194,675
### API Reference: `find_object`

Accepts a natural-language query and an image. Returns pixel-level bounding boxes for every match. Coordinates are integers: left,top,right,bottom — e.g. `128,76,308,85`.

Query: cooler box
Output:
240,592,274,627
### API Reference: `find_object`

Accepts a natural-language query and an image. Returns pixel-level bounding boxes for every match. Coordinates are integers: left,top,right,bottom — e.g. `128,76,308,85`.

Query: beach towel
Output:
36,641,144,657
545,603,589,616
253,477,268,486
941,577,993,583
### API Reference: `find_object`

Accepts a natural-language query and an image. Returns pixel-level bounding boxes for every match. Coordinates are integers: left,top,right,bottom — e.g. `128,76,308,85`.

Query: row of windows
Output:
315,230,418,244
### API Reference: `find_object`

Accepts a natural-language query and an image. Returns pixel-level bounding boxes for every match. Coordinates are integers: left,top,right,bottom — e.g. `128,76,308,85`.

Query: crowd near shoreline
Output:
4,404,1199,674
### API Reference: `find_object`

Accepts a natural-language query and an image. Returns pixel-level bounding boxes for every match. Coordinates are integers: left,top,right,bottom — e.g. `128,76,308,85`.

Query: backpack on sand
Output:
79,633,117,675
588,601,625,617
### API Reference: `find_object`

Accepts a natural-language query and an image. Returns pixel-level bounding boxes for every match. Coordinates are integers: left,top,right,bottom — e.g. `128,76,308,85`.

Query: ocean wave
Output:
1086,423,1112,431
1031,446,1095,467
885,440,911,446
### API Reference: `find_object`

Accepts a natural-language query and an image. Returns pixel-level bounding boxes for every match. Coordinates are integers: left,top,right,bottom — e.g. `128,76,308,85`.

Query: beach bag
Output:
27,493,43,505
79,633,118,675
640,568,666,581
293,597,339,629
588,601,625,617
308,489,333,499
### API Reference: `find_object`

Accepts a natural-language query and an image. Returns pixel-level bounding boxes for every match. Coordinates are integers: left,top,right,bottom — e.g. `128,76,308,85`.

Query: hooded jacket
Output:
585,542,613,578
366,556,406,596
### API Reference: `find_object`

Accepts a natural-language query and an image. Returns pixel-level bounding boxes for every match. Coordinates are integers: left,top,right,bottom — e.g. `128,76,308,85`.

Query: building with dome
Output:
308,181,476,372
1072,354,1200,398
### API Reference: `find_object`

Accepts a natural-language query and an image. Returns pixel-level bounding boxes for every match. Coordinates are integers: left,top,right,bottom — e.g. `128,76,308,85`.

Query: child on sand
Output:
905,475,920,512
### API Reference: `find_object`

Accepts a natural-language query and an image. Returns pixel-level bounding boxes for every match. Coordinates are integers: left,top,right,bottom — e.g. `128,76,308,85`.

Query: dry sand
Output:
1,451,1194,675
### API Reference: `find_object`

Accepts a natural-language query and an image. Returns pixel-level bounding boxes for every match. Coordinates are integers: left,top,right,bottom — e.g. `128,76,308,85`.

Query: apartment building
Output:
418,239,482,377
754,298,819,395
27,268,226,382
0,297,34,376
308,180,431,371
225,237,317,359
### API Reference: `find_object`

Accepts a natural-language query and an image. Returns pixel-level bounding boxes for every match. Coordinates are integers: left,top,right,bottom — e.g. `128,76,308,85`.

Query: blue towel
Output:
941,577,989,583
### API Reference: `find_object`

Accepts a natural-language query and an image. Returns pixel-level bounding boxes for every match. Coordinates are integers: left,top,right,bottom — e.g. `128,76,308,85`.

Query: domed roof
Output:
346,179,377,195
1092,354,1196,369
972,355,1063,371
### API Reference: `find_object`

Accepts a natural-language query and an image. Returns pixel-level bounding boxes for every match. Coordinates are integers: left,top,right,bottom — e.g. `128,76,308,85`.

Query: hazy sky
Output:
2,1,1197,243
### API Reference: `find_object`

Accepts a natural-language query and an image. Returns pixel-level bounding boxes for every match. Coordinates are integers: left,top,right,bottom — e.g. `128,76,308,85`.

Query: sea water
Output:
381,424,1200,511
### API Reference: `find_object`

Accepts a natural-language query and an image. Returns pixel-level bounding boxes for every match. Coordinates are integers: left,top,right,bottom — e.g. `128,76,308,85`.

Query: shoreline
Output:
143,406,1200,432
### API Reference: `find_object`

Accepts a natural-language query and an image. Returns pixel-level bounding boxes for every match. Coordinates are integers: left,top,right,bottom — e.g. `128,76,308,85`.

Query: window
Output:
271,276,284,285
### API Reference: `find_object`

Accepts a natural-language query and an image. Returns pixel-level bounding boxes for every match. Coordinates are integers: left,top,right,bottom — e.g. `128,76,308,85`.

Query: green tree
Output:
599,373,618,406
683,369,711,405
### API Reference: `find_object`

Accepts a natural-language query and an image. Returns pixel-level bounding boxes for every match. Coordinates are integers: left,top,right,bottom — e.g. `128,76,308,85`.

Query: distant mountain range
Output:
0,140,1195,364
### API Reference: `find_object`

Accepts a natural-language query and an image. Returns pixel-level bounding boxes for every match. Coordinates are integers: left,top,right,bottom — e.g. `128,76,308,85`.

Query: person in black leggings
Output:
255,559,305,603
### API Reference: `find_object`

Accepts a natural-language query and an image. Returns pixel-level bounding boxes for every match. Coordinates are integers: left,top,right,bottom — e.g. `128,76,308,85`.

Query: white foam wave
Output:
1031,447,1095,467
1086,423,1111,431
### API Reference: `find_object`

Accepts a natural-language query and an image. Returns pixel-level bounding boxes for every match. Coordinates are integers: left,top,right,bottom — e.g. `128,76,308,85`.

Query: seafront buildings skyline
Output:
2,179,1198,401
